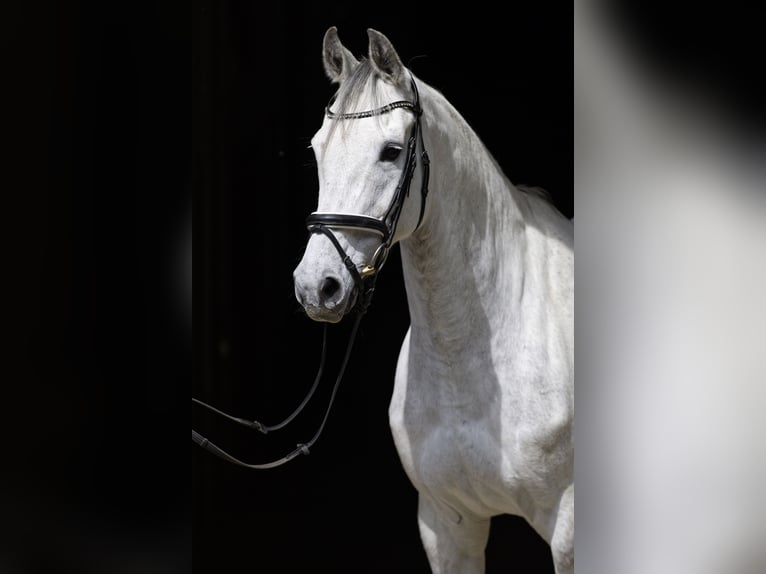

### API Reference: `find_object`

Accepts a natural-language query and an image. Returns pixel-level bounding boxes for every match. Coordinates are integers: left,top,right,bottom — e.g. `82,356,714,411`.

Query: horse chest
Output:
390,348,572,519
416,416,495,485
392,375,503,502
393,401,535,518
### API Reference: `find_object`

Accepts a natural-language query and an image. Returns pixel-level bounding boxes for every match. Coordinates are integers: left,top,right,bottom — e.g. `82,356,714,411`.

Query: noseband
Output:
306,73,430,314
192,74,429,470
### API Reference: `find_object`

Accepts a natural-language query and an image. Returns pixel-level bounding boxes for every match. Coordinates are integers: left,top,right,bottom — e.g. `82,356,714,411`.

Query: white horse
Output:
294,28,573,574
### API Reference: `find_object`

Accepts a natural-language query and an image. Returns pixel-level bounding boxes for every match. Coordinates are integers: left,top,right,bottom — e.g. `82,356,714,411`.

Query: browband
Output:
326,99,420,120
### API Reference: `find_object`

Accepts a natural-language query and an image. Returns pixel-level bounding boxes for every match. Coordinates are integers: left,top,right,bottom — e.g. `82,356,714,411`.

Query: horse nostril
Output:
320,276,341,300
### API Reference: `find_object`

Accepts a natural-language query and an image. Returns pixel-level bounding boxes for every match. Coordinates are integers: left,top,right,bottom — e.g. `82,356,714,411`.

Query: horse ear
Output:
367,29,404,84
322,27,359,84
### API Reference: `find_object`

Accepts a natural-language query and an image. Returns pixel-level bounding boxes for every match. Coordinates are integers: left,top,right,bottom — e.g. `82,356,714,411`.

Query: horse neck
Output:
400,84,529,357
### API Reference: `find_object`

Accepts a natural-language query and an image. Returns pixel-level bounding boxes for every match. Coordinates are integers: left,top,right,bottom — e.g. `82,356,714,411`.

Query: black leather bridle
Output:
307,73,430,314
192,73,429,469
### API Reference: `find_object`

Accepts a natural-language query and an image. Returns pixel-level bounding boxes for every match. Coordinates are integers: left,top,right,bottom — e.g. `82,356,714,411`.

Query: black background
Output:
193,2,569,573
3,2,189,572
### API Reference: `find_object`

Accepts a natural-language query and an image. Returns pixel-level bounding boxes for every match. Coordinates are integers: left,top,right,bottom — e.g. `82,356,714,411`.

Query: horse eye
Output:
380,144,402,162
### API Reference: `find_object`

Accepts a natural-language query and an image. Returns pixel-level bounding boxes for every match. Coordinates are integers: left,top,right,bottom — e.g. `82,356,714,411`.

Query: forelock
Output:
325,59,383,141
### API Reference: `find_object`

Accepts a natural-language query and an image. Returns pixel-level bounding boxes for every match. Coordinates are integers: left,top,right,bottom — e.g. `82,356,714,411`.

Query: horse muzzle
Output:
293,265,356,323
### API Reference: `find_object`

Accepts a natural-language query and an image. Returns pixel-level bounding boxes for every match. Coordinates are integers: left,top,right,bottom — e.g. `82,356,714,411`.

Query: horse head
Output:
294,27,427,322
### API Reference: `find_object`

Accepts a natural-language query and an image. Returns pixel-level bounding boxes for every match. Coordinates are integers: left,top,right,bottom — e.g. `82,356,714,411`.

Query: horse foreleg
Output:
417,494,490,574
551,483,574,574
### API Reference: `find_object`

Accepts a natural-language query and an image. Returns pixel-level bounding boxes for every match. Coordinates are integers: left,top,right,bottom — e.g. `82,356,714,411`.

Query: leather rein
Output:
192,74,429,469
